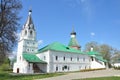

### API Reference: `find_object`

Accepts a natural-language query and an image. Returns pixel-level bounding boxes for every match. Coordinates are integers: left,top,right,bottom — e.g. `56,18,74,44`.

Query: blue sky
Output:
19,0,120,50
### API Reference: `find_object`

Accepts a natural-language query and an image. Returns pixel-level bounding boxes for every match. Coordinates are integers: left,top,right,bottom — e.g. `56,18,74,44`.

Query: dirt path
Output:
36,69,120,80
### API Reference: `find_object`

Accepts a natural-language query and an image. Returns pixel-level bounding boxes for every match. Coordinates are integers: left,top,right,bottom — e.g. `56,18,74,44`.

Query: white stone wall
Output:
113,63,120,67
90,58,106,69
37,50,50,73
37,50,91,73
13,60,33,73
49,51,90,72
23,39,38,53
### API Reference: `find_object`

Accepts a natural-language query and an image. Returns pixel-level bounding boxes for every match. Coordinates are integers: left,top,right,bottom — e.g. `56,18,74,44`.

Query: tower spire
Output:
72,25,74,33
24,9,34,29
71,25,76,36
68,26,81,50
20,9,36,40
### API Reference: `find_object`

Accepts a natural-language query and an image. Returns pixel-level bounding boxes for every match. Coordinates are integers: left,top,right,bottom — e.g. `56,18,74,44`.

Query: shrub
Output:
0,63,9,71
80,68,105,72
113,66,120,70
0,58,10,71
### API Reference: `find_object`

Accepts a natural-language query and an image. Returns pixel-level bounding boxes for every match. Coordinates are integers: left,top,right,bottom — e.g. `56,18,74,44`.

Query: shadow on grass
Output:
0,72,65,80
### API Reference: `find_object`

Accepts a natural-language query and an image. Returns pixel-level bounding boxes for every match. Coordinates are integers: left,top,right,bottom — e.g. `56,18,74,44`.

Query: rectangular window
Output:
83,58,85,62
68,66,70,70
77,57,79,61
71,57,72,61
56,66,58,71
44,56,46,60
79,66,81,69
28,63,30,70
63,56,65,61
62,67,64,71
56,56,58,61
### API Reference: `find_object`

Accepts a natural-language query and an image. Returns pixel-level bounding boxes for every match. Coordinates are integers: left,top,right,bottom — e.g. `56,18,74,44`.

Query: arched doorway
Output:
17,68,19,73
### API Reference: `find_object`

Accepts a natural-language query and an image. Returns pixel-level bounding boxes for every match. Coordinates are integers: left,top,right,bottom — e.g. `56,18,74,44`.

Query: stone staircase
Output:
33,63,43,73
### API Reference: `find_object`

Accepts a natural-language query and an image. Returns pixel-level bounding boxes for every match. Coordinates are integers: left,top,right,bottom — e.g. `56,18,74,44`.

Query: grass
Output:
1,70,120,80
0,71,65,80
73,77,120,80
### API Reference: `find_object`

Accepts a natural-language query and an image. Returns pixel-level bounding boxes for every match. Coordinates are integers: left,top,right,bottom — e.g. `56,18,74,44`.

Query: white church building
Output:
13,10,107,73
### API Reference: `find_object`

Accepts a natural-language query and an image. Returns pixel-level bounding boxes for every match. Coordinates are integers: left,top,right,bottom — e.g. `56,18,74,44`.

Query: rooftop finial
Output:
71,25,76,36
29,7,32,15
72,25,74,33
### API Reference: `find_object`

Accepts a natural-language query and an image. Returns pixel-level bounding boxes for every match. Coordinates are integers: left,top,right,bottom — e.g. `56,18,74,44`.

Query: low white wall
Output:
113,63,120,67
13,60,33,73
90,61,105,69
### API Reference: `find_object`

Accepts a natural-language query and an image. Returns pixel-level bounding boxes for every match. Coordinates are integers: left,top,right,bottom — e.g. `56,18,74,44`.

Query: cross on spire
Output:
71,25,76,36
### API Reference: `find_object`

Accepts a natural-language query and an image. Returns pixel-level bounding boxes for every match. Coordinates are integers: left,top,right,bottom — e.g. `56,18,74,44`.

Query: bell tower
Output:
13,9,38,73
17,9,38,62
20,10,36,41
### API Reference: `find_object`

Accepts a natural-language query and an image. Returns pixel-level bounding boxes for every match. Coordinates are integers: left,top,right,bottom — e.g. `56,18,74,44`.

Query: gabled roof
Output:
38,42,83,54
23,53,47,63
68,37,80,47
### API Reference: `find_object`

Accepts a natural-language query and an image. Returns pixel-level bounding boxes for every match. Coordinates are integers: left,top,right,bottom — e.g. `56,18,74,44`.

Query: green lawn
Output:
73,77,120,80
0,72,65,80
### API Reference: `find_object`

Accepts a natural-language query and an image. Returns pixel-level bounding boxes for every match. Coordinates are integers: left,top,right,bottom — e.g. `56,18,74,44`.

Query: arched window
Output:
27,49,29,51
30,30,32,35
91,56,94,61
20,56,21,60
25,30,27,35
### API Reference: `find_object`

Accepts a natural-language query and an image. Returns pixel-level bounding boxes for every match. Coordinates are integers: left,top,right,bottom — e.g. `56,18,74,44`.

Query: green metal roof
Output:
38,42,83,54
95,56,107,62
68,37,80,47
23,53,47,63
87,51,101,56
86,51,107,62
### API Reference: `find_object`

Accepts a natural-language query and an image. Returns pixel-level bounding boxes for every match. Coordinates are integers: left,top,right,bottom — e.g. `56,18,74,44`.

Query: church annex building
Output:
13,10,107,73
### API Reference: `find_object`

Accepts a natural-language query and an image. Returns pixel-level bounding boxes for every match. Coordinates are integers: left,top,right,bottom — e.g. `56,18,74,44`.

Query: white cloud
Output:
38,40,43,45
90,32,95,36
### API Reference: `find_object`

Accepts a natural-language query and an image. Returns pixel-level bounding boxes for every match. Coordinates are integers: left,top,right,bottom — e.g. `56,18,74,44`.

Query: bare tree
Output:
0,0,22,64
84,41,117,67
84,41,99,52
99,44,113,67
99,44,112,61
